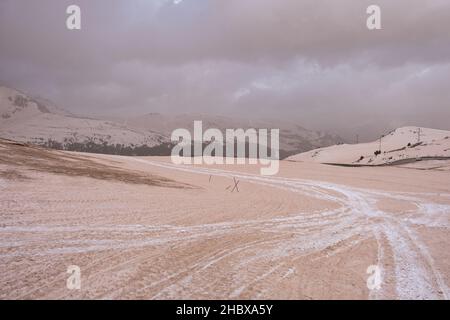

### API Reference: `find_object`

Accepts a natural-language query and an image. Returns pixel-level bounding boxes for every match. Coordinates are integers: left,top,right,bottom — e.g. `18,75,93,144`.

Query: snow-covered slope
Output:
0,87,169,153
287,127,450,165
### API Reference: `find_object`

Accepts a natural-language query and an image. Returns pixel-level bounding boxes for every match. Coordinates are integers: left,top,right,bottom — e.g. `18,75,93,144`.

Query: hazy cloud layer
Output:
1,0,449,139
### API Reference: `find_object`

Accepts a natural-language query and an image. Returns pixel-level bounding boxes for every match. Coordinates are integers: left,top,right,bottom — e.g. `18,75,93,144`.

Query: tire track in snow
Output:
131,158,450,299
1,158,448,299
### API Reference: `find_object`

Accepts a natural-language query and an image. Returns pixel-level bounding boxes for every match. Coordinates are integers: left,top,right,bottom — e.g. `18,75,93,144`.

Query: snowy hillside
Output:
0,87,170,155
287,127,450,166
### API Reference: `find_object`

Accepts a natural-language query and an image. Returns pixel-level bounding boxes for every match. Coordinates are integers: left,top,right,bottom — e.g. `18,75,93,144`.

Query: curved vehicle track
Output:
0,156,449,299
131,158,450,299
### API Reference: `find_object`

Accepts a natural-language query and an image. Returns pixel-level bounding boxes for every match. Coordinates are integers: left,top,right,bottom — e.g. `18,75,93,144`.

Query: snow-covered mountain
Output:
0,86,342,158
287,126,450,166
0,86,170,155
124,113,342,158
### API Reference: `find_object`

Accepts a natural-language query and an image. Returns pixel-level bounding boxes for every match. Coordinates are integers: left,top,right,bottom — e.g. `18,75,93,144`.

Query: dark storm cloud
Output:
0,0,449,139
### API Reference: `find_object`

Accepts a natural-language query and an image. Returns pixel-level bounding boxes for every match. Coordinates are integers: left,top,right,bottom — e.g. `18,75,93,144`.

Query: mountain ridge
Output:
0,86,343,158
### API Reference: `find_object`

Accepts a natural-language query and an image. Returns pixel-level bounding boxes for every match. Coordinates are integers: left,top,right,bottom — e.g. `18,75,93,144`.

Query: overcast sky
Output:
0,0,449,140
